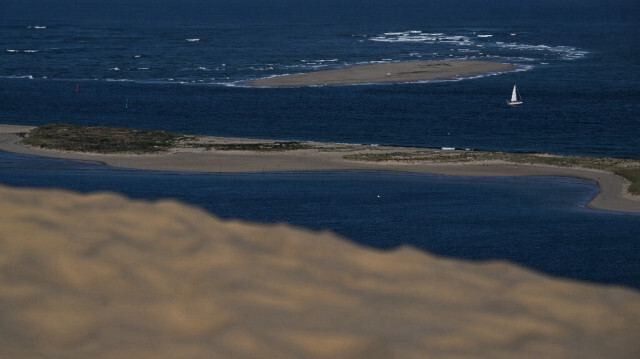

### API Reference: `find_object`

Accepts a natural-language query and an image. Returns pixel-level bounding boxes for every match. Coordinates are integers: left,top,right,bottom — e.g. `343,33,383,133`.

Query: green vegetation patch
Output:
419,62,452,68
613,167,640,195
23,124,182,154
344,150,508,163
195,141,311,152
23,124,312,154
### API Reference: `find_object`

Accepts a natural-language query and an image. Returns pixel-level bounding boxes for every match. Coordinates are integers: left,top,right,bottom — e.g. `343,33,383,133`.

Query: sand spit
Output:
247,60,516,87
1,184,639,359
1,124,639,213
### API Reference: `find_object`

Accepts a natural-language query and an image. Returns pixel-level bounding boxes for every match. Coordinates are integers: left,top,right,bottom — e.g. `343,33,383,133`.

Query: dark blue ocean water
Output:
1,1,639,287
2,0,639,156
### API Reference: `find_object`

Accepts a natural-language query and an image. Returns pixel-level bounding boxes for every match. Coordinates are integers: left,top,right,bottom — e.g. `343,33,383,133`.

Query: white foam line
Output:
249,66,275,71
6,49,39,53
370,29,587,62
1,75,34,80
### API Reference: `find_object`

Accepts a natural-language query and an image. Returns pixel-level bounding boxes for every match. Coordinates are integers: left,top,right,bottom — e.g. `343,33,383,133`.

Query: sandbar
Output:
1,124,638,213
247,60,516,87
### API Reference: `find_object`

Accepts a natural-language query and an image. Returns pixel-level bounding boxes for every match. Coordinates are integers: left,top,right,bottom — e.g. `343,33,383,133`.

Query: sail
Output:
507,84,523,105
511,85,518,102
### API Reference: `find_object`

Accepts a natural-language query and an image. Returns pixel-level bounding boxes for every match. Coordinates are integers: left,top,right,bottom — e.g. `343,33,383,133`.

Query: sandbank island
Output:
1,124,639,213
247,60,516,87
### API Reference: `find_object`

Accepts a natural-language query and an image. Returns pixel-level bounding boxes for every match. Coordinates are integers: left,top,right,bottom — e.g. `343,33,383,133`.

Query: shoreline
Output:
1,124,639,213
246,60,517,87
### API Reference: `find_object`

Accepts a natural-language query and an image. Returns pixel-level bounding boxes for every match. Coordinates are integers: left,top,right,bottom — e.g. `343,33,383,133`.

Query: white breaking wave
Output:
369,29,589,62
370,31,472,45
6,49,39,53
186,38,200,42
355,60,396,65
1,75,35,80
297,59,339,65
496,42,588,60
248,66,275,71
282,60,336,71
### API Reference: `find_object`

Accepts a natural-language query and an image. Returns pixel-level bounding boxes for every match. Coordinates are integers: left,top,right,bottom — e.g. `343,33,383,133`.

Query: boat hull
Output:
507,101,523,106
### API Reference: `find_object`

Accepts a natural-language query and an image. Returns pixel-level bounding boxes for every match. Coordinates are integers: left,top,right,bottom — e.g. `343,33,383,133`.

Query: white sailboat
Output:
507,84,523,106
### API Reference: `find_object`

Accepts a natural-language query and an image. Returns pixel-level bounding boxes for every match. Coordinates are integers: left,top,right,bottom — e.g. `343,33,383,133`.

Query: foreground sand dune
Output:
1,184,639,359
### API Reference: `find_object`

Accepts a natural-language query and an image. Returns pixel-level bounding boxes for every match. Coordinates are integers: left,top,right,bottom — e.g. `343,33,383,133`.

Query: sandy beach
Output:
247,60,516,87
1,124,639,213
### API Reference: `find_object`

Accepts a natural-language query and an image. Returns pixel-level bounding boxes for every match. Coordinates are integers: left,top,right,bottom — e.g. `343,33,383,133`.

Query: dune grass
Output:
22,124,311,154
23,124,182,154
344,150,640,195
613,168,640,195
192,141,311,152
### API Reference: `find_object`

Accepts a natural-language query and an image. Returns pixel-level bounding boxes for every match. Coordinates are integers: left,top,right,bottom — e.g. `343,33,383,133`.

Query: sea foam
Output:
369,29,588,62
